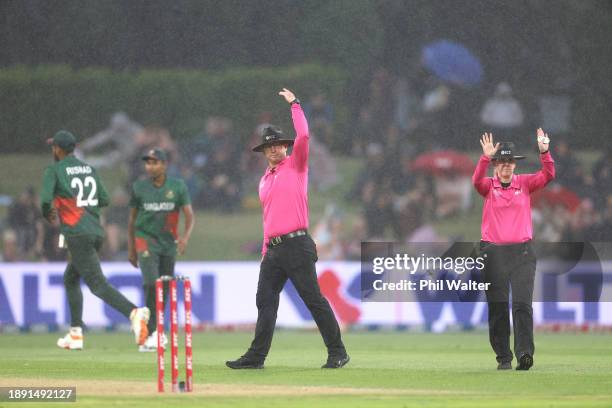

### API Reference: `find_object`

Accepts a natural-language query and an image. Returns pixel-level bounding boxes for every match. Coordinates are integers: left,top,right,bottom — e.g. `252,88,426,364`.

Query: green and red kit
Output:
129,177,191,256
40,155,109,237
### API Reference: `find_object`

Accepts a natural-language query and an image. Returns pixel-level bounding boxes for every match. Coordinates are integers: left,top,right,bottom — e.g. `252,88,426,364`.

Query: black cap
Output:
492,142,526,161
251,126,295,152
46,130,76,152
142,148,168,162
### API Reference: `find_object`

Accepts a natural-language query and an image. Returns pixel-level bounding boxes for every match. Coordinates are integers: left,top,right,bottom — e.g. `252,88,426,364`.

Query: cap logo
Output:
265,136,272,141
501,150,511,154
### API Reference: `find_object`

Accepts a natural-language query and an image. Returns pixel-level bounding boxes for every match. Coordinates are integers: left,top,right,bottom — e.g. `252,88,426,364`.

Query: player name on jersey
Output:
143,202,176,211
65,165,93,175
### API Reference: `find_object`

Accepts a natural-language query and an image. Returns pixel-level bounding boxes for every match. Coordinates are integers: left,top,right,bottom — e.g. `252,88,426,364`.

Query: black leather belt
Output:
268,229,307,247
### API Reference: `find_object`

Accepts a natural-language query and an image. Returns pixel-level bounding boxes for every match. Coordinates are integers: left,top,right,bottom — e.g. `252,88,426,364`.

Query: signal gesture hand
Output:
278,88,297,104
480,132,500,159
536,128,550,153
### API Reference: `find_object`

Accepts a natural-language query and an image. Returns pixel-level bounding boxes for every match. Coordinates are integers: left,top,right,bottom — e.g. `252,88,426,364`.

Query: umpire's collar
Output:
492,174,520,189
265,157,288,175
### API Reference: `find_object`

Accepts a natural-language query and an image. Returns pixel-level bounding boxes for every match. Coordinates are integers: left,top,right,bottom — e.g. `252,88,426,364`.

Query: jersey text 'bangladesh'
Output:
130,177,191,256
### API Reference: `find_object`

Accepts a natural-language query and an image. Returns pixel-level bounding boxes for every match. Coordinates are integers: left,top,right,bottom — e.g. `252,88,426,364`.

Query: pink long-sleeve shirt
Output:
472,151,555,244
259,103,309,255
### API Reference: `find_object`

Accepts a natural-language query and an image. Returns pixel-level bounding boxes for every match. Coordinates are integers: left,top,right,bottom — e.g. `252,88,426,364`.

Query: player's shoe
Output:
497,361,512,370
225,355,264,369
321,353,350,369
129,307,150,345
516,353,533,371
138,331,168,352
56,327,83,350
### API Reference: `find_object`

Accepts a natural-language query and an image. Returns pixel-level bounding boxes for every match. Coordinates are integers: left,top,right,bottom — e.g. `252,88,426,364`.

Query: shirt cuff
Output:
540,150,552,159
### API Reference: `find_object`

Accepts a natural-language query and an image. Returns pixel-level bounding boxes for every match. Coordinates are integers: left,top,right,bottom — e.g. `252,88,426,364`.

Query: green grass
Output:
1,331,612,407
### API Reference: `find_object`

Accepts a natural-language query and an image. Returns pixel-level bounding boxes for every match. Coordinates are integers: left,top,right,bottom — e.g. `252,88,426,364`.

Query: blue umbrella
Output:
422,40,483,87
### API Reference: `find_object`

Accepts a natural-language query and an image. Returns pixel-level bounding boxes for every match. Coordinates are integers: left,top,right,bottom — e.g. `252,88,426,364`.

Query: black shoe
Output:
516,353,533,371
321,354,350,369
225,355,264,369
497,361,512,370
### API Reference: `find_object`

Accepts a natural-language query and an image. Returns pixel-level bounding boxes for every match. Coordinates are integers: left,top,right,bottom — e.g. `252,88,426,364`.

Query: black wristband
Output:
540,150,549,154
290,98,300,105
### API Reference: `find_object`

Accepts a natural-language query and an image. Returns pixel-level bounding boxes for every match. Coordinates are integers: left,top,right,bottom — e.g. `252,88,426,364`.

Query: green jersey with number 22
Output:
40,155,109,237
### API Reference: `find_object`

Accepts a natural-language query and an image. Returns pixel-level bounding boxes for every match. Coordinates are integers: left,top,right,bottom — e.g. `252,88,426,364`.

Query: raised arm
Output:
472,132,499,196
279,88,309,171
526,128,555,192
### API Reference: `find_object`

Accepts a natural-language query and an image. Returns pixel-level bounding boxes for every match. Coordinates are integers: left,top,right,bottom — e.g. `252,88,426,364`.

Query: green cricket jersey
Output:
40,155,109,237
130,177,191,256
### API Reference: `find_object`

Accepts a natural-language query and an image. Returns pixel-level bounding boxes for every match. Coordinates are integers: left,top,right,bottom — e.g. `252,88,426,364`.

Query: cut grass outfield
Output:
1,331,612,407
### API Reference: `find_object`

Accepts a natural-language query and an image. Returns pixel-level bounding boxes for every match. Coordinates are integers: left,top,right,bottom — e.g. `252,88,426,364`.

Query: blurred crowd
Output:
1,65,611,262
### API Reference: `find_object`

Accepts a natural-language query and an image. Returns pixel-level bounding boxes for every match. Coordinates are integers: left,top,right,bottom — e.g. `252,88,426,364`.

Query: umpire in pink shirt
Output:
473,129,555,371
226,88,349,370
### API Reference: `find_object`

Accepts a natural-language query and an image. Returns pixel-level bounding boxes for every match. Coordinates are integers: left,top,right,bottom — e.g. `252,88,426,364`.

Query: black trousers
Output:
246,234,346,361
480,241,536,364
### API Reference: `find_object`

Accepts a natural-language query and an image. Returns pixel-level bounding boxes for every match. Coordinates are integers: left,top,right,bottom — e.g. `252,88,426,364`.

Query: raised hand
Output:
536,128,550,153
278,88,296,104
480,132,500,159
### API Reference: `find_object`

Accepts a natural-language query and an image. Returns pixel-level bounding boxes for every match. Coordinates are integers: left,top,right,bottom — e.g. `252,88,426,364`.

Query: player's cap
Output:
46,130,76,153
492,142,526,161
142,148,168,162
251,126,294,152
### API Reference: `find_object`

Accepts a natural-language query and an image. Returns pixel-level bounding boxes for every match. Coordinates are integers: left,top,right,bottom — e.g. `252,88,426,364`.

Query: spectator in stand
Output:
312,204,345,260
191,117,233,170
592,146,612,211
433,171,473,219
343,216,369,260
308,134,339,192
552,139,583,188
7,186,43,259
419,77,451,147
348,143,396,238
586,194,612,242
348,143,388,201
303,90,334,148
201,138,242,212
480,82,524,141
179,164,203,209
362,177,395,238
368,68,395,131
393,76,421,135
560,199,599,242
1,229,18,262
351,107,375,156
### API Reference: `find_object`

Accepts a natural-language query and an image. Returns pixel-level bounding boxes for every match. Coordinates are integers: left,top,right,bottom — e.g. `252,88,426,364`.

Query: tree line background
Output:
1,0,611,150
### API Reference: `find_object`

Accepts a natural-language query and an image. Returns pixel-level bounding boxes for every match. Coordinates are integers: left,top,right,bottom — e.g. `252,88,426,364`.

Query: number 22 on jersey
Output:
71,176,98,207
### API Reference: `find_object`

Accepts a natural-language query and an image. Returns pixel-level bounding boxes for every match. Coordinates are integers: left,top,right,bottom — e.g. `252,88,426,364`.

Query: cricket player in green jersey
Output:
127,148,194,352
40,130,151,350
